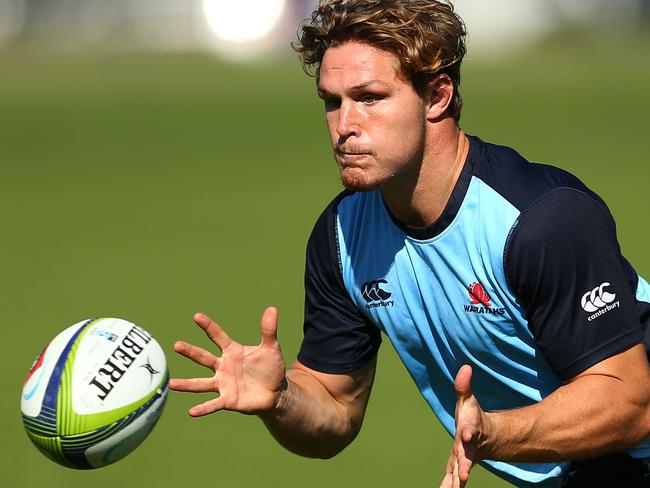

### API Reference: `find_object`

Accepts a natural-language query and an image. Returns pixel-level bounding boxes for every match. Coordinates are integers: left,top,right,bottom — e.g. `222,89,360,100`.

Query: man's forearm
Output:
480,361,650,462
259,365,371,459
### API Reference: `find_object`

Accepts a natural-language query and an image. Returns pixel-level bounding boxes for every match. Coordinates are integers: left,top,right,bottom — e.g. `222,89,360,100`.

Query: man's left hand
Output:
440,365,492,488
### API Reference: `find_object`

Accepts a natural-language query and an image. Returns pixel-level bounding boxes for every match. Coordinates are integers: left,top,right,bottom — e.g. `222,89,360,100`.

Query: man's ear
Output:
425,73,454,122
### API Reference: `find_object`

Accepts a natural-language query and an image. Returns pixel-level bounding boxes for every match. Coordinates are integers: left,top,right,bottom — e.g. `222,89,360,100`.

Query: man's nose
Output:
336,101,361,140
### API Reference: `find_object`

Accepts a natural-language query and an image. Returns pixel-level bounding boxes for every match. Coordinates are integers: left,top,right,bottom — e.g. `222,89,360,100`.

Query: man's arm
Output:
261,359,376,458
439,187,650,488
482,343,650,460
170,307,376,459
441,343,650,488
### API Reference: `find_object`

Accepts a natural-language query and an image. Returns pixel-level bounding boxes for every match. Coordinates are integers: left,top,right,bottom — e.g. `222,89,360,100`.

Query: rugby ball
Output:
21,318,168,469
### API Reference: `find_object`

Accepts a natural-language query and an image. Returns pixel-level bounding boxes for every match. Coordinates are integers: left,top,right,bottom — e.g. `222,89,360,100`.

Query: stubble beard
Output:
339,167,374,191
334,145,379,192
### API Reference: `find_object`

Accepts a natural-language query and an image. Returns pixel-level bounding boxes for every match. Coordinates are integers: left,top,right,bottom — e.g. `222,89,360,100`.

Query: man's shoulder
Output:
311,189,379,235
307,190,360,260
310,190,354,238
468,135,601,212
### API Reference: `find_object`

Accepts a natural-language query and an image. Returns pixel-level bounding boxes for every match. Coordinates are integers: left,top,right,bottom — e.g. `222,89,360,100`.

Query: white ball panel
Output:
71,318,167,415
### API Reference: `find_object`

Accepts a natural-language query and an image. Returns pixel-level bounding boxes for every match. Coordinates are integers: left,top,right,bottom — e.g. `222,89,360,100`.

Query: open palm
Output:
169,307,287,416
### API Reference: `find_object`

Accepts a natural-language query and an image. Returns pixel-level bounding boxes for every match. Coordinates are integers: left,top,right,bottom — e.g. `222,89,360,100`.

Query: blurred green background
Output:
2,30,649,488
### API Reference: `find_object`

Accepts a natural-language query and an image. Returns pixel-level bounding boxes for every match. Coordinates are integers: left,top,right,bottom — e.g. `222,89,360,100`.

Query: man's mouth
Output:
335,144,373,157
336,147,373,161
337,153,371,167
339,152,370,157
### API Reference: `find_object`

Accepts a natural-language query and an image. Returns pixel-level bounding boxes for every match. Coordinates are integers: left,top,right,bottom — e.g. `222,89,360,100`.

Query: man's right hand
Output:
169,307,287,417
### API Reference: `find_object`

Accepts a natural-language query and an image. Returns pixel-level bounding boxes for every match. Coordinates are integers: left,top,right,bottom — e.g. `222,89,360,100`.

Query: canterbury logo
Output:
581,282,616,313
361,279,394,309
361,279,392,302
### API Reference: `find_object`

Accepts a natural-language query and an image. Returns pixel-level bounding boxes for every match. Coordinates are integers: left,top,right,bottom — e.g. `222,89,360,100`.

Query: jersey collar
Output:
382,134,479,240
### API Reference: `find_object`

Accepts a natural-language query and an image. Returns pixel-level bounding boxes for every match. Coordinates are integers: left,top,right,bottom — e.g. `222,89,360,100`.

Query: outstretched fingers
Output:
189,397,226,417
169,376,218,393
454,434,473,485
194,312,233,350
259,306,279,348
173,340,220,370
452,364,479,488
441,453,464,488
454,364,473,399
458,454,473,484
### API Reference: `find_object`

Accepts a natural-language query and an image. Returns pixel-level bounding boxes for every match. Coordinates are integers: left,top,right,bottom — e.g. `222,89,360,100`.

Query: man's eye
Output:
361,94,380,104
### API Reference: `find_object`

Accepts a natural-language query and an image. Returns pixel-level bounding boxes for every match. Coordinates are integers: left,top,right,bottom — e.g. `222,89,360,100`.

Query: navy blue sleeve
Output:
298,194,381,373
505,188,643,381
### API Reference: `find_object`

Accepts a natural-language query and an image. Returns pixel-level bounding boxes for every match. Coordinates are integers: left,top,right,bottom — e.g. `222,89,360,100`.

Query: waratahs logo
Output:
361,279,394,309
464,282,505,316
469,282,492,306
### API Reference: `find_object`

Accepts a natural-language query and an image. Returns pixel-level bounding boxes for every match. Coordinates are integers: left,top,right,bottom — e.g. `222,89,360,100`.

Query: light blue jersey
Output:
298,136,650,487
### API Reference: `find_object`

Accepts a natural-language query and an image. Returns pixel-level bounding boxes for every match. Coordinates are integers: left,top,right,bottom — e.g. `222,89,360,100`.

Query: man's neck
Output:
381,124,469,229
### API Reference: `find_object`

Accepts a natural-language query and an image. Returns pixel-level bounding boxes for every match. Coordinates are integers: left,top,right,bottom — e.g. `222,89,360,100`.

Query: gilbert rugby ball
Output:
21,318,168,469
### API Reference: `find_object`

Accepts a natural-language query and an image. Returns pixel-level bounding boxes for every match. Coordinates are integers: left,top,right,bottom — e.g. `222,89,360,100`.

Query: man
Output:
169,1,650,486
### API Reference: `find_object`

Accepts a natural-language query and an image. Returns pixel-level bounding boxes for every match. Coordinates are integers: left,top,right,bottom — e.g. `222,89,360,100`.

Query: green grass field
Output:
1,33,649,487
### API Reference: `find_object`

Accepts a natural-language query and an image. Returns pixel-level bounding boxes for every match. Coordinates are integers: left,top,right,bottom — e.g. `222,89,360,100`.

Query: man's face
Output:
318,41,429,191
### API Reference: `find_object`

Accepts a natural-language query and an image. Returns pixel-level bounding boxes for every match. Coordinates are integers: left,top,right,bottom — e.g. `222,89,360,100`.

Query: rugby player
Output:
170,1,650,486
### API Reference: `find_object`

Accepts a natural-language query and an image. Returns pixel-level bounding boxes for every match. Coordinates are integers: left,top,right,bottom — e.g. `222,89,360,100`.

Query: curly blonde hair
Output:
293,0,467,122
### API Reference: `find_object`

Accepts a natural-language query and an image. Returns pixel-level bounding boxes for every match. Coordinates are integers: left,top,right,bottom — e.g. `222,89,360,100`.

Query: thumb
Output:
260,306,279,348
455,364,473,400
